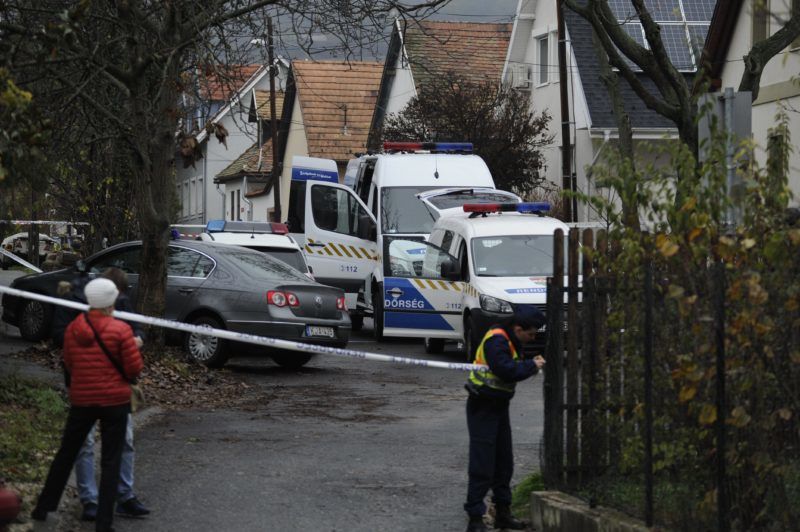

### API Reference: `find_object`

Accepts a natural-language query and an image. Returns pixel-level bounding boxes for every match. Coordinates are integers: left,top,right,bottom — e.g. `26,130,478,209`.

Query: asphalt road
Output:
0,272,545,532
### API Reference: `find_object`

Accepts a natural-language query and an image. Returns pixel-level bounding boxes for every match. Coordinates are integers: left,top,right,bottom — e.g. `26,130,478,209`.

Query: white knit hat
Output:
84,278,119,309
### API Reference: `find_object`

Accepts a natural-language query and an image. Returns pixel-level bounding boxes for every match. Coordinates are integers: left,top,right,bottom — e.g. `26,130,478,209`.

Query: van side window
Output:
458,241,469,282
311,184,370,238
440,231,454,255
357,164,374,205
287,180,306,232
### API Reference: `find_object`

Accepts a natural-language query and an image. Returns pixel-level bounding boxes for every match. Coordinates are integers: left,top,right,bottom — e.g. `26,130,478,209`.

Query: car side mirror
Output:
440,258,460,281
357,215,376,241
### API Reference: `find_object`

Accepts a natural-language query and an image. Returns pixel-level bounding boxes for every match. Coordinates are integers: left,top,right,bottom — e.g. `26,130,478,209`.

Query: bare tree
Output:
381,74,553,197
0,0,450,333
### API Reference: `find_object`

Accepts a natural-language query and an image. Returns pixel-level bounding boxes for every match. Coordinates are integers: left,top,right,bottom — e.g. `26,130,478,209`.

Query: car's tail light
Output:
336,296,346,310
267,290,299,307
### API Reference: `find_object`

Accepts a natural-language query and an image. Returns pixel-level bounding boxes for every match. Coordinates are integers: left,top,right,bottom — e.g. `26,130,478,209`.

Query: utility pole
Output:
268,16,281,223
557,0,574,222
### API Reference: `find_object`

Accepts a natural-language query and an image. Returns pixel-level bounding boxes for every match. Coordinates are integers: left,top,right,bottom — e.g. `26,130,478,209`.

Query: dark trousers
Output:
464,394,513,517
34,404,130,532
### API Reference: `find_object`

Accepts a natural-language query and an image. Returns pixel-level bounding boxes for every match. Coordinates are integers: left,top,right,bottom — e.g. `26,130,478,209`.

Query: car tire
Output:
350,313,364,332
424,337,445,354
272,351,313,369
464,318,479,362
19,299,53,342
372,284,384,341
184,316,229,368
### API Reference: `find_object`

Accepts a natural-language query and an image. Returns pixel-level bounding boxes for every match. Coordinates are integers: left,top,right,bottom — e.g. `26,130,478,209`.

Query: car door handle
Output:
308,242,326,247
178,288,195,294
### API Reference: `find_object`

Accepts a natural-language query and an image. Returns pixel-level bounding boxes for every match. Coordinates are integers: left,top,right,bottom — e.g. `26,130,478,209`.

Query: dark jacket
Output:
474,326,539,400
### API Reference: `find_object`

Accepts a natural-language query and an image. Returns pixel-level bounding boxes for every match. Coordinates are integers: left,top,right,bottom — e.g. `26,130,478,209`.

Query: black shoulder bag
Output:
84,313,145,411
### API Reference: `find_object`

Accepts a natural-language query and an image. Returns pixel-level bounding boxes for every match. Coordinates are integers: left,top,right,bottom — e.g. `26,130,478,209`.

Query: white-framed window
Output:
752,0,770,45
537,33,550,85
184,182,190,217
196,178,203,215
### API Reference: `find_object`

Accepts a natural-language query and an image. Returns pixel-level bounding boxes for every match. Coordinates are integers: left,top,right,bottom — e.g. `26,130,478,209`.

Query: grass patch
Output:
0,376,67,483
511,471,544,515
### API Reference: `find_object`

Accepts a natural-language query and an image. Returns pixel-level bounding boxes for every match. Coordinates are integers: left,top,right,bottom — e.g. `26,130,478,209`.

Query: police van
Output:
380,201,571,356
286,145,518,336
198,219,313,279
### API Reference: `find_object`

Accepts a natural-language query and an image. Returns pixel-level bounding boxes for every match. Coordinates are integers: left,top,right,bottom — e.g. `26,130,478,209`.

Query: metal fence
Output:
541,227,799,530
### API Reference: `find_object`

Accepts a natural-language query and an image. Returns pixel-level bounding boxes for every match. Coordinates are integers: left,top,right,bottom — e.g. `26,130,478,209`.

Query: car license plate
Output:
305,326,335,338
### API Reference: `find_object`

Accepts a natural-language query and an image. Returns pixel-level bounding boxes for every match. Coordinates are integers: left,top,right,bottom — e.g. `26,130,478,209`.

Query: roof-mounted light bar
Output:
383,141,473,153
205,220,289,235
463,202,551,215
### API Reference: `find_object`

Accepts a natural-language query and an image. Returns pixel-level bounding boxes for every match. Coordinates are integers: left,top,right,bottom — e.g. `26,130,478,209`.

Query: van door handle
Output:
308,242,326,247
178,288,195,294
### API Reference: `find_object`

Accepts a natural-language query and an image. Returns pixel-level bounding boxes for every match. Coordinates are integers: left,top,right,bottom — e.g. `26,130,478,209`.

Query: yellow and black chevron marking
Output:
463,284,480,298
411,279,463,292
304,238,378,260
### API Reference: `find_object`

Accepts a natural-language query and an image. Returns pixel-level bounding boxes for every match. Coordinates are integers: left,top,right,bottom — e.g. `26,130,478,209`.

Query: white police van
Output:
198,219,313,279
285,145,518,337
382,200,571,356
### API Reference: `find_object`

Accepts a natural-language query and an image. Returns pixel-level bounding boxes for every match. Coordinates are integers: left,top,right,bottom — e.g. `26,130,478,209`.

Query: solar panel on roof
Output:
660,25,694,70
687,24,710,58
682,2,716,22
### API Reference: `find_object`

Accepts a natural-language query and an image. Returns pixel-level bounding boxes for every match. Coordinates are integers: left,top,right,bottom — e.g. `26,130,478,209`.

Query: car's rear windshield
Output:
426,190,519,211
244,246,307,272
225,248,309,281
471,235,568,277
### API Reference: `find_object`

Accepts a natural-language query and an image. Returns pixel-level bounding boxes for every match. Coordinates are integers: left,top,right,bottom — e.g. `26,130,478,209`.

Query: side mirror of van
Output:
357,215,376,241
440,259,460,281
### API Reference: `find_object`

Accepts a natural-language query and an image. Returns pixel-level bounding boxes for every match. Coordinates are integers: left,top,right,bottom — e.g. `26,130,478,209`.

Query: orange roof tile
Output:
292,61,383,162
252,90,285,121
403,21,512,89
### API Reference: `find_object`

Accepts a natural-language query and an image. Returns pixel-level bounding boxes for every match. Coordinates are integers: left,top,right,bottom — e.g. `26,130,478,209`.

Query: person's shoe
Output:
493,505,529,530
80,501,98,521
30,508,47,521
466,515,489,532
116,497,150,518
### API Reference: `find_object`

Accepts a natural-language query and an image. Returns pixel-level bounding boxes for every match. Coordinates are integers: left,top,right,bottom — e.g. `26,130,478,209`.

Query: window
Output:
230,190,236,221
311,184,372,238
287,181,306,232
167,247,213,278
90,246,142,275
538,34,549,84
386,238,455,279
440,230,454,256
471,235,568,277
753,0,769,44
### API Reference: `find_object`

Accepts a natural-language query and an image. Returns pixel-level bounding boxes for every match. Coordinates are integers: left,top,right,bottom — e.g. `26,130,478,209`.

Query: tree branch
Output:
740,10,800,100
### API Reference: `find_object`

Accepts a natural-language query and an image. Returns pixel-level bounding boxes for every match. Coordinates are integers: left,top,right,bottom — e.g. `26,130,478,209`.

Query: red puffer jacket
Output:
63,310,143,407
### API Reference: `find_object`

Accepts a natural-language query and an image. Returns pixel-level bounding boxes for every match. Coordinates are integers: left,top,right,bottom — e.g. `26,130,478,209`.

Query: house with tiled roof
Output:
174,60,289,225
703,0,799,205
369,20,512,149
258,60,382,221
503,0,716,222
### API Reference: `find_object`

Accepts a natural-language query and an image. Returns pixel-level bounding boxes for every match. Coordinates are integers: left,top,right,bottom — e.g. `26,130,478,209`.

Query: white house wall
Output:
718,1,800,206
384,45,417,117
277,96,310,221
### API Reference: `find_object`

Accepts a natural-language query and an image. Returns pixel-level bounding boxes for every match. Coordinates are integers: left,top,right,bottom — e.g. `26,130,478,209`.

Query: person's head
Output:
508,305,546,345
84,277,119,313
101,267,129,294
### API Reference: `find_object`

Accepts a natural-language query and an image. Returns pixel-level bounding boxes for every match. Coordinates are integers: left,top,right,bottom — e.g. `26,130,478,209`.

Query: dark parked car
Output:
1,240,350,368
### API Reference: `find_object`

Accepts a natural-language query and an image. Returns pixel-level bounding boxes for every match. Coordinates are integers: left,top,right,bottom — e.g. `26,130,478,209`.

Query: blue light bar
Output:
205,220,226,233
382,141,473,153
516,202,550,213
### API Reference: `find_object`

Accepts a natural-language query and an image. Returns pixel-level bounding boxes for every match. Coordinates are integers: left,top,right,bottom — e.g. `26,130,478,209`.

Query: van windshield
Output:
471,235,568,277
380,187,440,234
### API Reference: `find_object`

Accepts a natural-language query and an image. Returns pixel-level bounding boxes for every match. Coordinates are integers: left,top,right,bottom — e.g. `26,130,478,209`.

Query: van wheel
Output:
350,313,364,332
19,299,53,341
464,319,479,362
372,284,384,341
185,316,229,368
424,338,445,354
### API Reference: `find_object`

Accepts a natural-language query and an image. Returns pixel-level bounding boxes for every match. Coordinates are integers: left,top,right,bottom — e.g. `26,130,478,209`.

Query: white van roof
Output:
371,154,494,189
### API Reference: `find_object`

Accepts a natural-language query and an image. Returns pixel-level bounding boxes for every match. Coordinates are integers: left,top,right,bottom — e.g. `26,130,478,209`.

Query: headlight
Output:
479,294,513,313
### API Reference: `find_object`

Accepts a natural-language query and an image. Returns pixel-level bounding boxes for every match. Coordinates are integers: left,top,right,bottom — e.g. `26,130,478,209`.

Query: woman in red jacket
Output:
32,277,143,532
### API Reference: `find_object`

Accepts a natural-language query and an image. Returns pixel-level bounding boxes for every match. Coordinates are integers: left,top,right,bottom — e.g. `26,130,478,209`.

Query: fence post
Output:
714,257,729,531
580,229,596,500
543,229,565,487
643,252,654,527
566,228,580,487
596,230,609,474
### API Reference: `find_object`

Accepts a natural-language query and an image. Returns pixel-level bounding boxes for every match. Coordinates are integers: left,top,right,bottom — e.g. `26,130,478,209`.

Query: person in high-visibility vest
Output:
463,305,546,532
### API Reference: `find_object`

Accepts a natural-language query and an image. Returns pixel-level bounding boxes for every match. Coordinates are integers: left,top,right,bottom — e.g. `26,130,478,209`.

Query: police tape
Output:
0,285,486,372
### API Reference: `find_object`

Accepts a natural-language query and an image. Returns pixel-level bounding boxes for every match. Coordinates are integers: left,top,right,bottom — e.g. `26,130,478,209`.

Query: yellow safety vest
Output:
468,328,519,394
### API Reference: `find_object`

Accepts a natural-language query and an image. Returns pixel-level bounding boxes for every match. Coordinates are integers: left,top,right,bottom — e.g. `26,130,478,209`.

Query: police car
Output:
198,220,314,279
380,201,571,357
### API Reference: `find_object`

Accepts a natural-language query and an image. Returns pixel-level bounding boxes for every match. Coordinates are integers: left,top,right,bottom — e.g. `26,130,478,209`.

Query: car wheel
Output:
464,318,479,362
272,351,313,369
19,299,53,341
184,316,229,368
424,337,445,354
372,284,384,341
350,313,364,332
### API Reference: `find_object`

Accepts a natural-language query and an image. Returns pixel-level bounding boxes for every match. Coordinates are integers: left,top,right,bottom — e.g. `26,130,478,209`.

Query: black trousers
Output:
34,403,130,532
464,393,513,517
